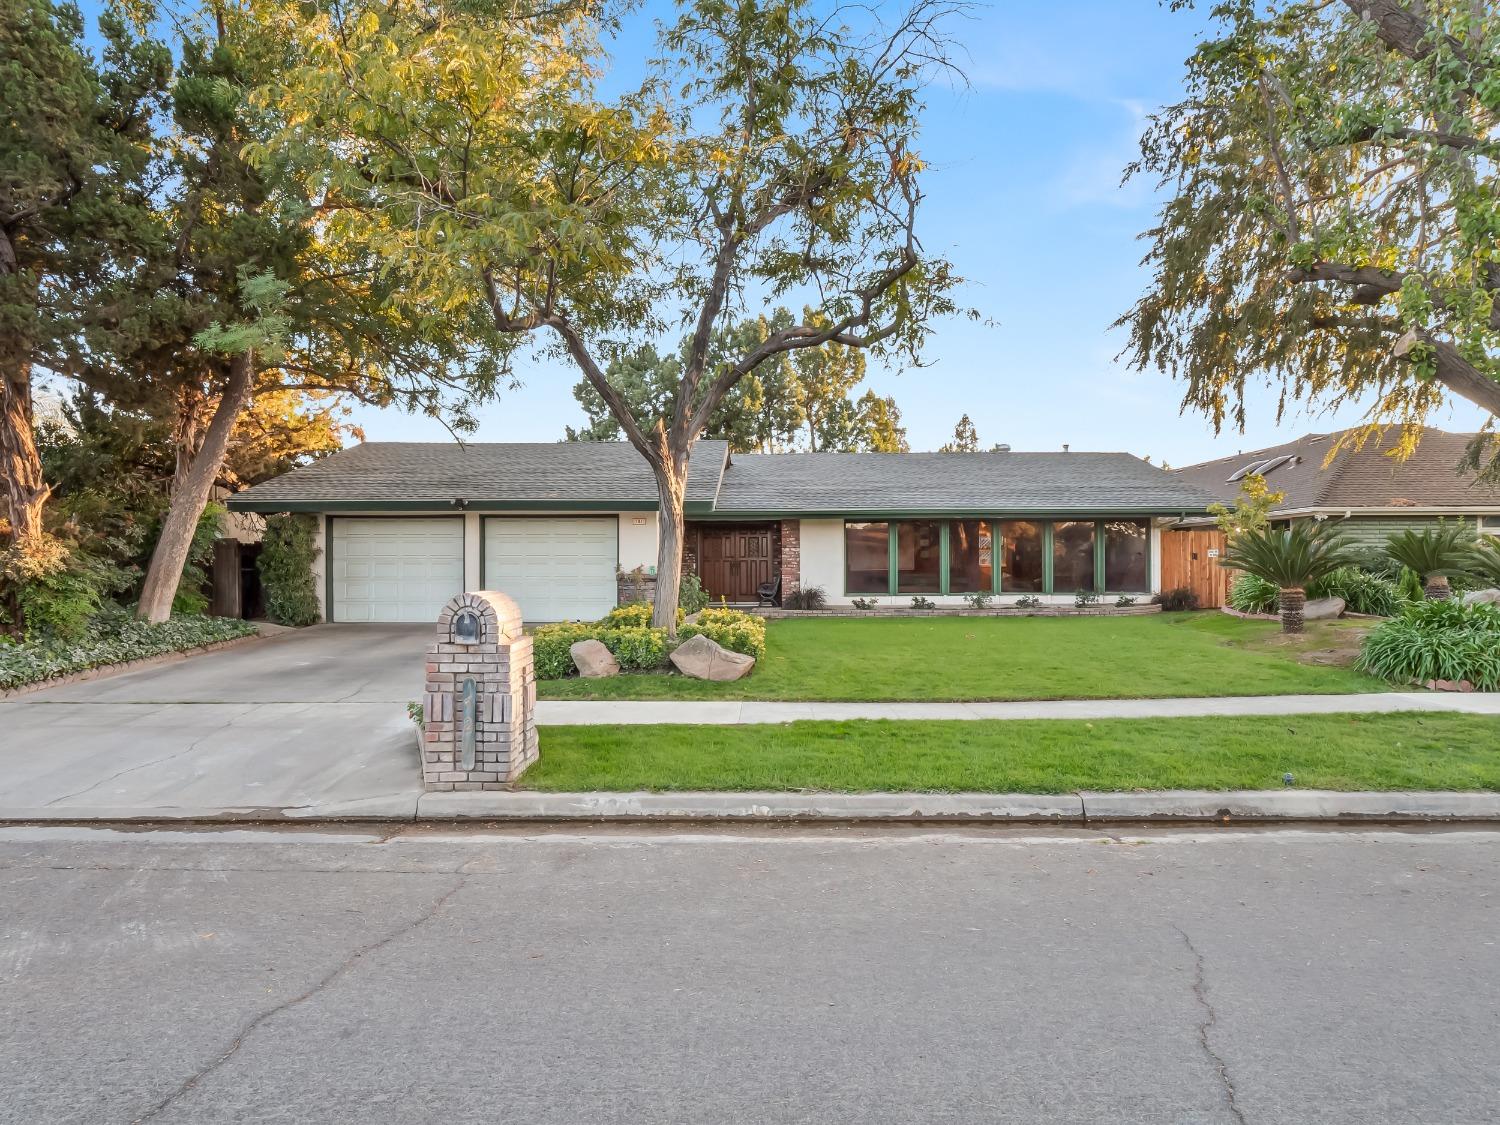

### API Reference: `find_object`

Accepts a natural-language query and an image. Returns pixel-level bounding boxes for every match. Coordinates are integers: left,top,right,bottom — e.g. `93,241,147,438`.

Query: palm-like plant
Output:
1218,523,1359,633
1384,523,1477,601
1471,537,1500,590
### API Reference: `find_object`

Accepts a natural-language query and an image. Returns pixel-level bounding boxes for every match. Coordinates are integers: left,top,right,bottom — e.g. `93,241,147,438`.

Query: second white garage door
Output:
484,517,619,621
330,517,465,622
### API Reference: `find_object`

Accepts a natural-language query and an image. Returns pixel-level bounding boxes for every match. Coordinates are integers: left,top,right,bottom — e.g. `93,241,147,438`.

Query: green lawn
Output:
537,613,1386,701
525,714,1499,792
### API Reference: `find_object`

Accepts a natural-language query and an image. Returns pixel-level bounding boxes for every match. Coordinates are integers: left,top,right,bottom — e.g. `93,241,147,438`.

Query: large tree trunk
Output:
1278,586,1306,634
137,352,255,623
0,360,48,546
651,447,689,637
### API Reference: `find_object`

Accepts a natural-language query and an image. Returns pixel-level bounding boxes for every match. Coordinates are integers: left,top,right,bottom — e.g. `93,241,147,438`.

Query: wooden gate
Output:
1159,529,1230,608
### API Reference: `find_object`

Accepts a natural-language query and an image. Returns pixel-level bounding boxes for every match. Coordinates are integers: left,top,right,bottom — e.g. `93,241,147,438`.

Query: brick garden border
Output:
0,631,268,700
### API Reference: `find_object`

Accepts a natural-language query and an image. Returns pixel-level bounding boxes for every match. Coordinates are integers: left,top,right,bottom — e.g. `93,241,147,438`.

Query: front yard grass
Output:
526,713,1499,792
538,613,1387,702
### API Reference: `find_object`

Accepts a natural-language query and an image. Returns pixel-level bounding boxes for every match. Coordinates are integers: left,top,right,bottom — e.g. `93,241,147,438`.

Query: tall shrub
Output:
258,514,321,625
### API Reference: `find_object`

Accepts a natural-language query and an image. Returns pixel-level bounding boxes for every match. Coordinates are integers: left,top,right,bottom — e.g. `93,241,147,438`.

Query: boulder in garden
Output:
570,639,620,678
670,633,755,681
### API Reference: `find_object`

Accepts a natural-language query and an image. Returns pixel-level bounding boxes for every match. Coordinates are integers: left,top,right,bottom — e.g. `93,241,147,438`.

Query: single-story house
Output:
225,441,1215,622
1171,427,1500,547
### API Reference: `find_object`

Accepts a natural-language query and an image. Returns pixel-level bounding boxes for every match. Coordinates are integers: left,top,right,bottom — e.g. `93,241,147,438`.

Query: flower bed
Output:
0,612,259,692
752,604,1163,620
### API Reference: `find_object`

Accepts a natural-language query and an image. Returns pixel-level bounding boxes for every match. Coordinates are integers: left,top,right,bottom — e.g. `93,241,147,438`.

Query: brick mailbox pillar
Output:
421,591,538,789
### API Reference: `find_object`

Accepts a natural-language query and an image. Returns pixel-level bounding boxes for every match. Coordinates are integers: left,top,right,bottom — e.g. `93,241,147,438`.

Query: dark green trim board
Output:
228,498,660,514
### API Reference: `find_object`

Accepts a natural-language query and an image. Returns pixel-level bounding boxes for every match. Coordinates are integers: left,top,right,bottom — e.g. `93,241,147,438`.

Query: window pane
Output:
844,522,890,593
1103,520,1149,590
948,520,994,593
896,520,942,593
1000,520,1044,592
1052,520,1096,593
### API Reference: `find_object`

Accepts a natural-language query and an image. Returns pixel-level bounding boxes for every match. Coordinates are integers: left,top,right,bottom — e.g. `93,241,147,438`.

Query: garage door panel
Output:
483,517,618,622
331,518,464,623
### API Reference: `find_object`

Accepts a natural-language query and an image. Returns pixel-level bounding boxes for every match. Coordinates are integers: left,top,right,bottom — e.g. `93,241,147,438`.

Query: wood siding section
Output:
1160,529,1231,608
690,523,777,602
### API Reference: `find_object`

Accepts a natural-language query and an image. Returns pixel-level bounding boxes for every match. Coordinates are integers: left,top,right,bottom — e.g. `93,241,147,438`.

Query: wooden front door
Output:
696,525,774,602
1159,528,1231,608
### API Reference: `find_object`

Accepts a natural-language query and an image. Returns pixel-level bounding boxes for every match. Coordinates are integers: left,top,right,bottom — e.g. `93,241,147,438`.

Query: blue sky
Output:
84,0,1492,464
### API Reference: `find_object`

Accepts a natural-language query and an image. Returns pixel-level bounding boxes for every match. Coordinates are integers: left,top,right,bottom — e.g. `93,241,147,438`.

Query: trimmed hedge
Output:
679,607,766,660
258,514,322,626
533,621,669,679
0,611,257,691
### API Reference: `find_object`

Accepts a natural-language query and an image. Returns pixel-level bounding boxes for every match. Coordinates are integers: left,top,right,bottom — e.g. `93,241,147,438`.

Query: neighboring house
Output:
226,441,1214,622
1171,427,1500,548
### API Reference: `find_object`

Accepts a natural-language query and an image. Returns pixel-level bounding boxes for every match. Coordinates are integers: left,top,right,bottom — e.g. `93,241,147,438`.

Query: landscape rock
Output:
1461,589,1500,606
1302,596,1346,621
570,639,619,678
670,633,755,681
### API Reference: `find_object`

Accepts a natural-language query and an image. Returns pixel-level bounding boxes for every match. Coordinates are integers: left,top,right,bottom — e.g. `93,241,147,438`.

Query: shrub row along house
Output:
1172,427,1500,544
226,442,1216,622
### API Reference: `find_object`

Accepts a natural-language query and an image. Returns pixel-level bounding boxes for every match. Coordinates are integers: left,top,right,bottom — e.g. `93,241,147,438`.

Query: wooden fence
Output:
1159,529,1231,608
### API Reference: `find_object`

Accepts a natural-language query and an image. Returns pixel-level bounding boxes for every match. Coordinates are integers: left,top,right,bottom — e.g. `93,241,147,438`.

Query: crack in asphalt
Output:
42,712,253,808
128,871,469,1124
1174,924,1248,1125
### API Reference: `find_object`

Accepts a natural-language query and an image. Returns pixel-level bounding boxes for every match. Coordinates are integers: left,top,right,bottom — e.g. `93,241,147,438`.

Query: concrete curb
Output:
6,789,1500,825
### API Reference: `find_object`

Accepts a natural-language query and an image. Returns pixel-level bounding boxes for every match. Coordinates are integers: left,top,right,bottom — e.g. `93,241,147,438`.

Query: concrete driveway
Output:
0,626,433,819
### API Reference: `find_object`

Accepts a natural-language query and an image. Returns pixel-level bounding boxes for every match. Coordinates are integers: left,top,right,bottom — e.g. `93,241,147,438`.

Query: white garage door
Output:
484,517,618,622
330,518,464,622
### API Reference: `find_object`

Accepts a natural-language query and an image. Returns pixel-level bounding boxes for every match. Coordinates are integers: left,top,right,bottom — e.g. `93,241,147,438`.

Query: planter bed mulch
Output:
754,604,1162,620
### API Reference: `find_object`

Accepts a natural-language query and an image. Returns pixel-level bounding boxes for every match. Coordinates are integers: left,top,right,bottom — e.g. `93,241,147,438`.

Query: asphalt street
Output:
2,824,1497,1124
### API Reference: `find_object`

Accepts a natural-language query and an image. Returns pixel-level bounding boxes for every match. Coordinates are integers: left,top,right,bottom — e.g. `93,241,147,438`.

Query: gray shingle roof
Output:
711,450,1214,515
227,441,1214,515
1171,428,1500,511
229,441,730,510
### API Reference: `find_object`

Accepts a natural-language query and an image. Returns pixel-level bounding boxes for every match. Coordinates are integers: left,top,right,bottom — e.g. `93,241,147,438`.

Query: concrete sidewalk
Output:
534,690,1500,725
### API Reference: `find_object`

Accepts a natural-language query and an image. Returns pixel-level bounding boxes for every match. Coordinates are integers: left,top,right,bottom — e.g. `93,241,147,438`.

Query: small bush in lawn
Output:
678,607,766,660
962,592,994,609
1073,591,1100,608
1355,600,1500,690
1014,594,1042,609
783,585,827,610
909,596,936,610
1153,586,1200,612
533,619,671,678
1115,595,1138,607
1310,566,1402,617
851,597,879,609
1228,573,1279,615
602,602,684,628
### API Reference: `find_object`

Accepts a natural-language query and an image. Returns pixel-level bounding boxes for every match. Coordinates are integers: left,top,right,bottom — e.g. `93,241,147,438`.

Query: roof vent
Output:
1062,443,1070,453
995,443,1011,452
1225,458,1271,483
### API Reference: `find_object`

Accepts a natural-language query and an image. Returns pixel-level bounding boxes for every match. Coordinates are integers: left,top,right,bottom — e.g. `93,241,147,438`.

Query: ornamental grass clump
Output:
1227,573,1279,615
1218,523,1359,633
1309,566,1403,618
1355,600,1500,691
1384,523,1478,601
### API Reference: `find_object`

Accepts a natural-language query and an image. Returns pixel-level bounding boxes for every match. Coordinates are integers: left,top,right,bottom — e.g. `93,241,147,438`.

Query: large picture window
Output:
1052,521,1096,593
1103,520,1149,590
948,520,994,593
1000,520,1044,592
895,520,942,593
844,522,890,593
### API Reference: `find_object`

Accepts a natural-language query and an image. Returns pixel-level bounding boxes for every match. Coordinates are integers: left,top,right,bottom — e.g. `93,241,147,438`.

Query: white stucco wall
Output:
463,512,483,589
617,512,660,573
311,516,327,619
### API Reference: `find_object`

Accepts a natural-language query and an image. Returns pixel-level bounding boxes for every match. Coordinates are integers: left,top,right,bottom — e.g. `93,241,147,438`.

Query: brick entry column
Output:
779,519,801,597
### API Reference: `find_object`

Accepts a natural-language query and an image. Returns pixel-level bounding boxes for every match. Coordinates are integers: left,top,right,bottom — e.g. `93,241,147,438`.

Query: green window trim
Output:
843,518,1152,598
